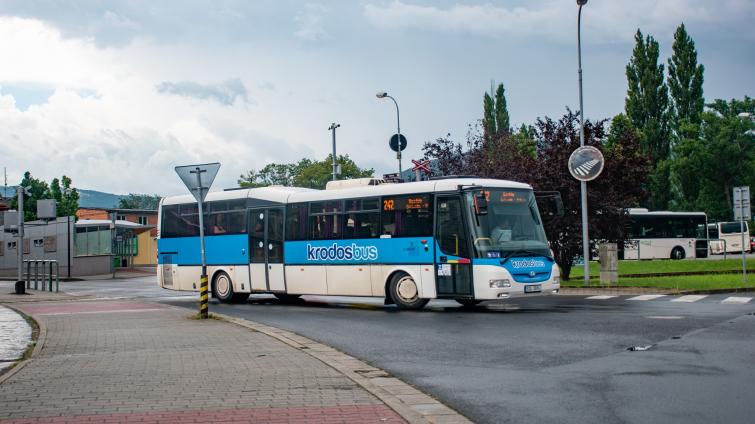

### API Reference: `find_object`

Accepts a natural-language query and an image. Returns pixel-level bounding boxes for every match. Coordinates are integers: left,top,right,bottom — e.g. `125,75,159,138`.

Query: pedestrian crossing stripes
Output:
721,296,753,304
670,295,708,303
628,294,667,301
583,294,753,305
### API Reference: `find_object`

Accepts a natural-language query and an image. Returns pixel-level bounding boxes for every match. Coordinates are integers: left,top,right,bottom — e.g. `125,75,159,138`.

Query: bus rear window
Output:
720,222,746,234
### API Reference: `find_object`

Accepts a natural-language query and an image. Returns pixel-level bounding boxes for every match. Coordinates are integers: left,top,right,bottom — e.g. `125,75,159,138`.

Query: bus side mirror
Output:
535,191,564,217
473,193,488,215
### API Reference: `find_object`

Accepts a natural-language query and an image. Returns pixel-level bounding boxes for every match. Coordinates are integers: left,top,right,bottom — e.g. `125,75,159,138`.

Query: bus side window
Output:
381,195,433,237
309,201,342,240
343,197,380,239
286,204,308,241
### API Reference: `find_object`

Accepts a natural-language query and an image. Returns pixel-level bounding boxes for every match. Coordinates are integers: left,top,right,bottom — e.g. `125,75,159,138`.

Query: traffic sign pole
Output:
568,146,605,285
175,162,220,320
193,168,209,319
734,186,750,285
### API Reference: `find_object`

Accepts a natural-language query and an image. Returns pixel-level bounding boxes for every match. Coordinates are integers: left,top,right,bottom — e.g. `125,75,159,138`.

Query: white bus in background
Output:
623,209,708,260
708,221,751,254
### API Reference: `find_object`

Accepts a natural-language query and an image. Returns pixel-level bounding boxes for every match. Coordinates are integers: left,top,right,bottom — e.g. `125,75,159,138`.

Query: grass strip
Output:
569,258,755,278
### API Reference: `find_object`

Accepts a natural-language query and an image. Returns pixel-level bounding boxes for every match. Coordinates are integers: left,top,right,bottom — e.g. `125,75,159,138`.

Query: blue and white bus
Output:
157,177,561,309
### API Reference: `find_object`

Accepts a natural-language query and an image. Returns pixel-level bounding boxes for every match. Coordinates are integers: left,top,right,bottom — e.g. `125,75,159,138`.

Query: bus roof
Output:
628,210,707,217
161,178,532,206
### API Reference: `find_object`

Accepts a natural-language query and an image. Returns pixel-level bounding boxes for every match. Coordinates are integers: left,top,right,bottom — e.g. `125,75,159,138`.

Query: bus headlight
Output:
489,279,511,288
553,276,560,286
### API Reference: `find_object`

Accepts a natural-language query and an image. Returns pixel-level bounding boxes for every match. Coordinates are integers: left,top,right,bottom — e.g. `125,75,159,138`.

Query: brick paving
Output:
0,300,405,423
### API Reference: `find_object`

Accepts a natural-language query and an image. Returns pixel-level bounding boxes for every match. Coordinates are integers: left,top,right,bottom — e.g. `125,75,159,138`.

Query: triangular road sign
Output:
175,163,221,203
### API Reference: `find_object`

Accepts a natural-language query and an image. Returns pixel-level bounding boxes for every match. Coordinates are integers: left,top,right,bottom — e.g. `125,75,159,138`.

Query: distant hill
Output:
78,189,125,208
1,187,125,208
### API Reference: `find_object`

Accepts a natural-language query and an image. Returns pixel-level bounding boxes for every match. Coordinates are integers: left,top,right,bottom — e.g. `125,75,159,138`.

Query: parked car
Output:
751,236,755,252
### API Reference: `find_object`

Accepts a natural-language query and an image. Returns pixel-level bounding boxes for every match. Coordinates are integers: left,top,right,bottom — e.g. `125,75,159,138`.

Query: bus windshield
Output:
465,189,550,259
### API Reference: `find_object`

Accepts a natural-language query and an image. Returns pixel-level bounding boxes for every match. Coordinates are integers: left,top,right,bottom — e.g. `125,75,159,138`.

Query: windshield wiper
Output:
499,249,554,265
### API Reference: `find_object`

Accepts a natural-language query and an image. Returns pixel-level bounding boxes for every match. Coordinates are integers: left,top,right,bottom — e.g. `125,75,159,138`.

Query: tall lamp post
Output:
577,0,590,285
328,123,341,181
376,92,402,176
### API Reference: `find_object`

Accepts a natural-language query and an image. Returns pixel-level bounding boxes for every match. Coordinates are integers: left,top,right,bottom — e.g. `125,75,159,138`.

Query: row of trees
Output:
421,23,753,278
238,155,374,189
9,172,80,221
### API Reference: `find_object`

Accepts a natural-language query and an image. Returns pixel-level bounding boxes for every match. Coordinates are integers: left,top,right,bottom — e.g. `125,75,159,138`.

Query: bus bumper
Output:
472,264,560,300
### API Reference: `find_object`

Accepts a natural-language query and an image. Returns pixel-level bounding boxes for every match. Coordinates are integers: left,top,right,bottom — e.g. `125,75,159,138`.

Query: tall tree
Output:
667,23,705,134
625,29,671,209
483,83,511,139
494,84,510,133
57,176,79,217
483,92,496,137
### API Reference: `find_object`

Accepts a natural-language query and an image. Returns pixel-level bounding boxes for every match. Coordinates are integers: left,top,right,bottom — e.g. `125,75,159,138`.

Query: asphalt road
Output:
13,277,754,423
167,293,755,424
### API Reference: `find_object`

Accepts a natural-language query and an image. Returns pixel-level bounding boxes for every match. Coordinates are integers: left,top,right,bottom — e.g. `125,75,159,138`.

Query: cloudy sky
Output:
0,1,753,196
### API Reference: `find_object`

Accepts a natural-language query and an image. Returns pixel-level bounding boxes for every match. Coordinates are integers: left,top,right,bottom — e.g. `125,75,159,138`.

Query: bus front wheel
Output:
389,272,429,310
670,247,686,260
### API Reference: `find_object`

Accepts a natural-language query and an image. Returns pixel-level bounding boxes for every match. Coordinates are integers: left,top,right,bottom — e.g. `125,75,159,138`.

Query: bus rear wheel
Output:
670,247,686,260
212,272,249,304
389,272,429,310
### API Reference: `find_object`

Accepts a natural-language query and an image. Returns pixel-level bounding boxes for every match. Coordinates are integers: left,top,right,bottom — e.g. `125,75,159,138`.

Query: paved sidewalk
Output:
0,298,405,423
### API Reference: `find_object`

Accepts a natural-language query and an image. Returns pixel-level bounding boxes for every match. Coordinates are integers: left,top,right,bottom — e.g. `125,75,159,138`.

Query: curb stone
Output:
0,304,45,385
214,313,473,424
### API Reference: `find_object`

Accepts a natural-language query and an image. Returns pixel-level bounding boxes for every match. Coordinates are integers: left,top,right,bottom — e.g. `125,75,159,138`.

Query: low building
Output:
76,207,158,267
0,216,155,278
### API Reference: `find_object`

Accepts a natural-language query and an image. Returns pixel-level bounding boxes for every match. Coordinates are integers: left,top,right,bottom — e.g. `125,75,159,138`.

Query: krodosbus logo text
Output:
510,259,546,269
306,243,378,262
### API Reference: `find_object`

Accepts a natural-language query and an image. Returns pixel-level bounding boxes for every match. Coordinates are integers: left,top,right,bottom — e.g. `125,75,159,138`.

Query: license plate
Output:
525,284,541,293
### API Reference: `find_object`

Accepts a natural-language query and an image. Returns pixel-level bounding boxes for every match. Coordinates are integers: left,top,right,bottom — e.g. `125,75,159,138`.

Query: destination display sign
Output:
383,195,430,211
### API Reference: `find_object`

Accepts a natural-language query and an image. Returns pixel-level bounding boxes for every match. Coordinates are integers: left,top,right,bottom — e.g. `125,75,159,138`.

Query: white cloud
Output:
156,78,251,106
294,3,330,42
0,17,312,195
364,1,755,43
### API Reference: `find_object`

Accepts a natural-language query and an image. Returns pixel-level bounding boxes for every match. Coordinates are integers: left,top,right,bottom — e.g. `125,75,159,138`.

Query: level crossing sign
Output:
411,159,431,174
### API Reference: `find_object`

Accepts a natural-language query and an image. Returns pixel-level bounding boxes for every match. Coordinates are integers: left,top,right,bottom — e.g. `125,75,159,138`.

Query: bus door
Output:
249,208,286,292
435,195,473,297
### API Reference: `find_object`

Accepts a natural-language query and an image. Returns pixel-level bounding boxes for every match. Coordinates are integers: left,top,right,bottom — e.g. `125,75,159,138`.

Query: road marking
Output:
646,315,684,320
586,295,618,300
628,294,667,301
671,295,708,303
721,296,752,304
575,159,599,176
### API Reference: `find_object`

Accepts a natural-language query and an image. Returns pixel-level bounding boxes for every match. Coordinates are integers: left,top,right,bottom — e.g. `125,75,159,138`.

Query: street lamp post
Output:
376,92,402,176
328,123,341,181
577,0,590,286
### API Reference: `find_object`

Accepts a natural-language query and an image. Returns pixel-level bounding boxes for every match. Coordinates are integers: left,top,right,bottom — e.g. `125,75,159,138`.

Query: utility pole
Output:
16,186,25,286
328,123,341,181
